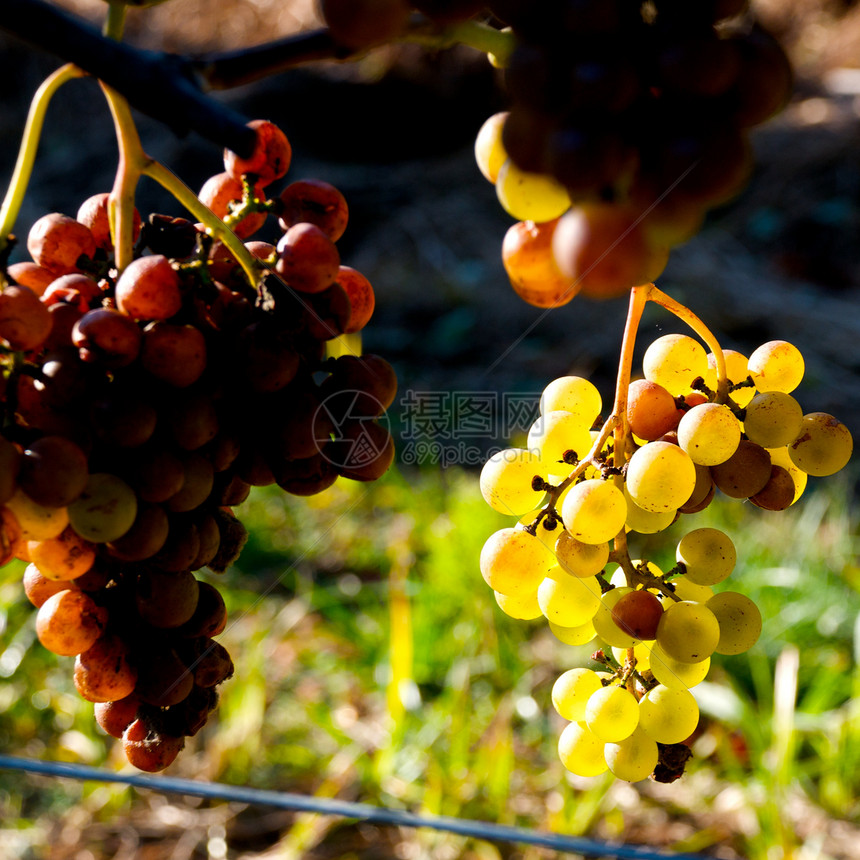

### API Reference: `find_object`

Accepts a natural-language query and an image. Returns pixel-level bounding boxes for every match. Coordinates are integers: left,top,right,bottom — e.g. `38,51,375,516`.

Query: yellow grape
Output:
676,527,736,586
537,568,602,627
479,528,555,597
705,349,754,407
747,340,804,393
494,589,542,620
554,530,609,578
474,111,508,183
604,728,659,782
585,684,639,742
706,591,762,655
527,410,593,468
516,510,558,550
743,391,804,448
480,447,547,515
648,641,710,690
642,333,708,396
6,489,69,541
549,618,596,646
766,446,807,503
623,486,676,534
558,721,608,777
496,159,571,223
539,376,602,426
552,668,603,721
677,402,741,466
670,578,714,603
788,412,853,477
638,685,700,744
592,587,637,649
656,600,720,663
625,440,696,513
561,479,627,545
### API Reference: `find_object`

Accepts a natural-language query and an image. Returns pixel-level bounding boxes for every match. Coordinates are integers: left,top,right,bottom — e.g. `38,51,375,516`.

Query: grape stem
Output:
0,64,85,260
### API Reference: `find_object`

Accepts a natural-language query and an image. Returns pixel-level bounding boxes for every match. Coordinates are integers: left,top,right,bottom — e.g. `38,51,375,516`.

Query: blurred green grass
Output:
0,463,858,859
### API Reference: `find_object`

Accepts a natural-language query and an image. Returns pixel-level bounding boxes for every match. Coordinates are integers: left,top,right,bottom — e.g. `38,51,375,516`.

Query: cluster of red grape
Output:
1,120,396,771
474,0,793,304
479,334,852,782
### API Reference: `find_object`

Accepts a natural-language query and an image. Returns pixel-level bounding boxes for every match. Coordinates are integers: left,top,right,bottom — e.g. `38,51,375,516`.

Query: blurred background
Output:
0,1,859,858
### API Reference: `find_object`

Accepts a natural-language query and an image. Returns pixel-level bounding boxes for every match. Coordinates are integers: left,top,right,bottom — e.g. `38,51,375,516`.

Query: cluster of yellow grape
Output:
479,333,853,782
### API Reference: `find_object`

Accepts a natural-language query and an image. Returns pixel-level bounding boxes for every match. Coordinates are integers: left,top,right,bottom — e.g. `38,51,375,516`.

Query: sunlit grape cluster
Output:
1,120,396,772
474,0,793,304
479,331,852,783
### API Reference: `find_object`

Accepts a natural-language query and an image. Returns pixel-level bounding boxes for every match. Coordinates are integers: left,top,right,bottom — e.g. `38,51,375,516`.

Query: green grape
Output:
585,683,639,742
554,531,609,578
638,685,700,744
747,340,804,393
474,111,508,183
67,473,138,544
705,349,754,407
552,668,603,721
766,445,807,503
549,618,596,646
494,589,542,620
642,333,708,396
655,600,720,663
788,412,853,477
625,440,696,513
480,528,555,597
527,410,593,468
558,721,608,777
495,159,572,223
677,402,741,466
539,376,602,426
537,568,602,627
480,447,547,515
707,591,762,655
604,728,659,782
561,479,627,545
592,587,637,649
676,527,736,586
743,391,804,448
623,485,676,534
648,641,710,691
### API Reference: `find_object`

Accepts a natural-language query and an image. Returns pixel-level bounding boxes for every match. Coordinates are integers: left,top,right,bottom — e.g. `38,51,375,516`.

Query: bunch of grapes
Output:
479,331,851,782
0,120,396,772
473,0,793,304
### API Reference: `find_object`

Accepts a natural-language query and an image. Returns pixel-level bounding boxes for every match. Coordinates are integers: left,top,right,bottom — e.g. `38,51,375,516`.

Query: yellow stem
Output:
0,64,84,247
143,161,263,288
646,284,729,403
99,82,146,272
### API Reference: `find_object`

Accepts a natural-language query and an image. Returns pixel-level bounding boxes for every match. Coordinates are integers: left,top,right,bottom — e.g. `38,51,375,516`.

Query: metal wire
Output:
0,754,713,860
